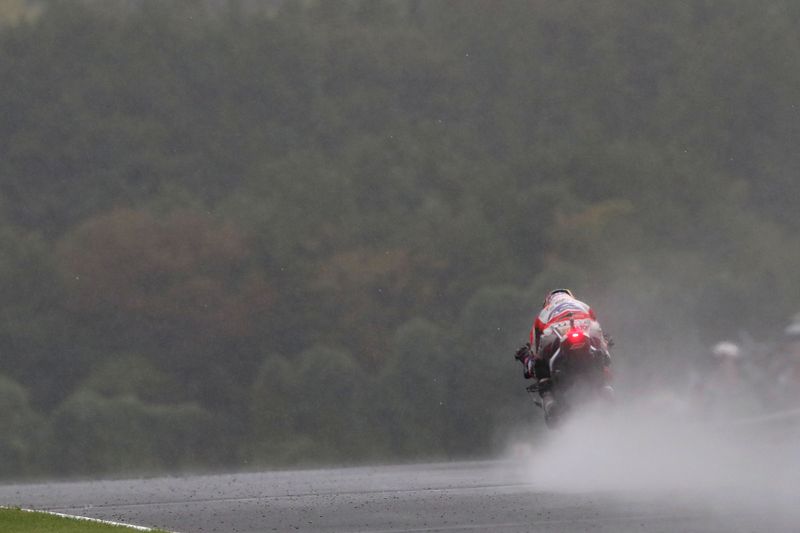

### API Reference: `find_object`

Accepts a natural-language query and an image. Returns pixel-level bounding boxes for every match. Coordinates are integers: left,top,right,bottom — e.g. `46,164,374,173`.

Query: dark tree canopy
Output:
0,0,798,476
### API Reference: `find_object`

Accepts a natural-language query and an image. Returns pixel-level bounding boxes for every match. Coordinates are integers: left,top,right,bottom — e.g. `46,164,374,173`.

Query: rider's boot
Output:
537,378,560,426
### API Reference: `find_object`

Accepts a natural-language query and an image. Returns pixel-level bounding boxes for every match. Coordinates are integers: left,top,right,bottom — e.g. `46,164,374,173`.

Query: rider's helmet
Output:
543,288,573,307
711,341,742,360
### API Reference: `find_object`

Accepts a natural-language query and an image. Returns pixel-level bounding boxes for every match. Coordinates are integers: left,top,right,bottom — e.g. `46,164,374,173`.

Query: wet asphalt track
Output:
0,460,794,532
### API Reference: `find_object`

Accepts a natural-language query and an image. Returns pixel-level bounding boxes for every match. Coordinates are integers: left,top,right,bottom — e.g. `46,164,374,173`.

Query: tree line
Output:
0,0,799,478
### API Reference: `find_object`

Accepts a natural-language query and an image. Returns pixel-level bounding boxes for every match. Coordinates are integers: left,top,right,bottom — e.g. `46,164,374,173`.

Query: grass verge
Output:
0,507,169,532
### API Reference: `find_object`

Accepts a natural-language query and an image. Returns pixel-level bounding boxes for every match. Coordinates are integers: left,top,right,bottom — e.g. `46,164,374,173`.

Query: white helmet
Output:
711,341,741,360
543,288,573,307
785,319,800,340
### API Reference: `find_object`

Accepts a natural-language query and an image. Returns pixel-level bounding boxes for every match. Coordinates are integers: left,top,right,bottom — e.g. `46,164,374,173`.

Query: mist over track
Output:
0,455,795,533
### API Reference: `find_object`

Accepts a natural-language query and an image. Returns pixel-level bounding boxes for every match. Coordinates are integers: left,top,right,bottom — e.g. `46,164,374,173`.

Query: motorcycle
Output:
527,318,613,428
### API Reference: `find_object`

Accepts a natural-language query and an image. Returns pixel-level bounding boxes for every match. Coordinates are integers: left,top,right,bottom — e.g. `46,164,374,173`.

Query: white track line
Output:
3,507,176,531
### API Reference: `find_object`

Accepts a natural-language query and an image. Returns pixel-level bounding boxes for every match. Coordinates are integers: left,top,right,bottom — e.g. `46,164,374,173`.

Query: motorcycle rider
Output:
514,289,613,423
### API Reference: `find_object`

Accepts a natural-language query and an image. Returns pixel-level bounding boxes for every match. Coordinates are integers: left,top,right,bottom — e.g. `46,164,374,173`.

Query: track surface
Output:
0,460,794,532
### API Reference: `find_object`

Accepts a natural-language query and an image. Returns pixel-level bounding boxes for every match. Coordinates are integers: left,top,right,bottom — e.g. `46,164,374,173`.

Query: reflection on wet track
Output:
0,459,795,532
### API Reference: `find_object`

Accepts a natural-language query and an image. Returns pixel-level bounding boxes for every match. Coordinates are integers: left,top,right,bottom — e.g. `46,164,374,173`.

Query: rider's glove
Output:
603,333,615,348
515,342,531,361
523,357,535,379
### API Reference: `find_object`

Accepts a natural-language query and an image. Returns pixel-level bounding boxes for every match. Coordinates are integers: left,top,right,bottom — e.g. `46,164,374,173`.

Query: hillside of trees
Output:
0,0,799,478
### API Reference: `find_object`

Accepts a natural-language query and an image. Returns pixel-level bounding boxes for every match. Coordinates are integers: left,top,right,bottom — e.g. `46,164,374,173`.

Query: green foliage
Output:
45,392,219,475
0,375,41,477
250,355,300,461
78,353,177,404
0,227,73,409
377,319,451,456
451,287,534,453
0,1,41,27
251,346,369,464
0,0,798,477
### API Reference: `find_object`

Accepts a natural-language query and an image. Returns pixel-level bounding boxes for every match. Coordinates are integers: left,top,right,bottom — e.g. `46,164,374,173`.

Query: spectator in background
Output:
770,314,800,408
692,341,761,420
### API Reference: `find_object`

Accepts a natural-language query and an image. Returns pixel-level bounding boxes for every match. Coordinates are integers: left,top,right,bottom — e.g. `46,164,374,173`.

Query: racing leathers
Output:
514,291,613,417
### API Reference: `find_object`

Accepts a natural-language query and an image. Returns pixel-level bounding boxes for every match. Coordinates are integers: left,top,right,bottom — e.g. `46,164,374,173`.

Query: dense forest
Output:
0,0,799,478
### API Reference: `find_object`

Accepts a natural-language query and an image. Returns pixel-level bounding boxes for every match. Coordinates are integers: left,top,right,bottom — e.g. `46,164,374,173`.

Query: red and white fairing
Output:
530,292,600,353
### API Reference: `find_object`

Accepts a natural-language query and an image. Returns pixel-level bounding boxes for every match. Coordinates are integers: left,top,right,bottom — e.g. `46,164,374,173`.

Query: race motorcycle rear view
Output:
516,289,614,428
527,317,614,428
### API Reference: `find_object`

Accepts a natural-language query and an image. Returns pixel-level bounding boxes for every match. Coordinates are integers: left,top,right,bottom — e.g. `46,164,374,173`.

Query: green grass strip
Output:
0,508,170,532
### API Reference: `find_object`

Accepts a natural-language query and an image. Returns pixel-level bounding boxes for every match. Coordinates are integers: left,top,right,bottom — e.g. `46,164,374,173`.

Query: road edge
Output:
2,506,177,532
